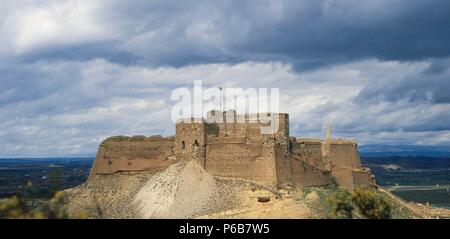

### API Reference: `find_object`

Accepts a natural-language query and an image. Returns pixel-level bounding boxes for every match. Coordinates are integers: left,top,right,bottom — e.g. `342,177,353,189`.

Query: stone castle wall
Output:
290,155,333,187
88,111,373,188
328,141,368,188
274,145,293,186
291,139,325,169
205,138,278,185
329,142,361,169
352,169,374,187
202,112,291,185
89,135,177,178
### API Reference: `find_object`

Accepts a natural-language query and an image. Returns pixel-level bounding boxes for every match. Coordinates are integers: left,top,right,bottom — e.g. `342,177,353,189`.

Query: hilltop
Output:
64,161,450,219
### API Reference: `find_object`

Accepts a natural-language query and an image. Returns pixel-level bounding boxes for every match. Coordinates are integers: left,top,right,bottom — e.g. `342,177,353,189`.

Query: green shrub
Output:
0,191,69,219
328,189,354,218
327,187,392,219
352,187,392,219
0,181,84,219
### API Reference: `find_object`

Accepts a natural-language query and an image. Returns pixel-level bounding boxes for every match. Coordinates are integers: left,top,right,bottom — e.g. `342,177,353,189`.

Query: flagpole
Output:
219,86,223,112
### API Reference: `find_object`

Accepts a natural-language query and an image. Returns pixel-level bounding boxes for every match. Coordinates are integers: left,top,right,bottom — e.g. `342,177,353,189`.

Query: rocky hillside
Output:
64,161,450,219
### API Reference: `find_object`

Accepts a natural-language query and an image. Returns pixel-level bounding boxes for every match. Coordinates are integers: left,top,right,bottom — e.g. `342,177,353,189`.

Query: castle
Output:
89,110,375,188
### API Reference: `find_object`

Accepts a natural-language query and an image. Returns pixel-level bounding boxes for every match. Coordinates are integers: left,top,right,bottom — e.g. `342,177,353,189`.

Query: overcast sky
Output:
1,0,449,157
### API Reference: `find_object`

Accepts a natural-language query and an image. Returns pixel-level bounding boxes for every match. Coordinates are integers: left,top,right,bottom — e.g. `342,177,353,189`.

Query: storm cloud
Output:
0,0,449,157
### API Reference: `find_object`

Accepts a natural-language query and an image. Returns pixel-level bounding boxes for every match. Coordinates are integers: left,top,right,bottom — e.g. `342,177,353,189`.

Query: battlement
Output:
177,110,289,138
177,110,289,130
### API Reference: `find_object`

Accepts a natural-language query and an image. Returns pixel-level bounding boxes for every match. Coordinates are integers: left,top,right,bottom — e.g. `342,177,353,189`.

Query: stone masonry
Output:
89,110,375,188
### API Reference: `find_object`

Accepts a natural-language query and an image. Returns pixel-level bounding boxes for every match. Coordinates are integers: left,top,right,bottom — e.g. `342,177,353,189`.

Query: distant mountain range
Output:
359,144,450,157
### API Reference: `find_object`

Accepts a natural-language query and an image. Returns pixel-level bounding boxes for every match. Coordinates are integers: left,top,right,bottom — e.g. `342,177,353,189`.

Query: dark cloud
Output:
122,0,449,67
355,58,450,104
0,0,450,156
3,0,449,68
20,42,139,66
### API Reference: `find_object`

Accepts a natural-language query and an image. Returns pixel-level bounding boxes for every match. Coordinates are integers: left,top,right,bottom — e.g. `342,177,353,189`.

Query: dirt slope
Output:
64,161,449,219
65,161,281,219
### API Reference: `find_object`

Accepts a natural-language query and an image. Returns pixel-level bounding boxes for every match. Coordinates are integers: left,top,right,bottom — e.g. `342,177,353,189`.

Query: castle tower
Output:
322,121,332,171
175,118,207,166
326,121,331,142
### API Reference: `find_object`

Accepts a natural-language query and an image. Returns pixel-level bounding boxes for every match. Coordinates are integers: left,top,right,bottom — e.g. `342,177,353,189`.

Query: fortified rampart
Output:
89,135,177,177
89,110,375,188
